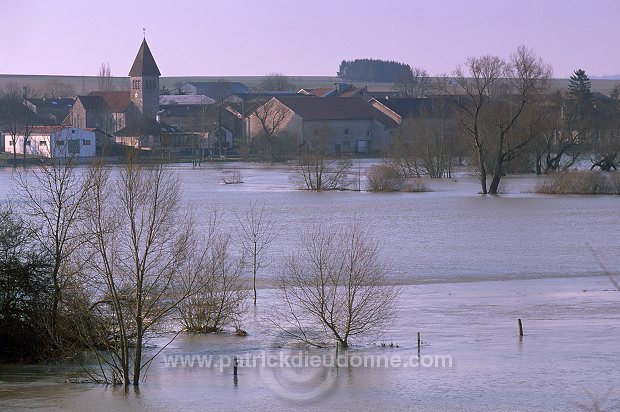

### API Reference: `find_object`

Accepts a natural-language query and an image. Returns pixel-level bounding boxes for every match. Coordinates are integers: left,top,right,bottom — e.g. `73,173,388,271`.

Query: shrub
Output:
366,164,404,192
402,178,431,192
536,171,620,195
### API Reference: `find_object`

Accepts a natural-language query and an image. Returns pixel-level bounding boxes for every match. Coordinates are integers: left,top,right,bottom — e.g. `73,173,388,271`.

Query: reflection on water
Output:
0,163,619,411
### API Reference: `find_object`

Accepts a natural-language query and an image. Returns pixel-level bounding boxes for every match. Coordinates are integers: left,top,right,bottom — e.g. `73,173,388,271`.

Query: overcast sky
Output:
1,0,619,78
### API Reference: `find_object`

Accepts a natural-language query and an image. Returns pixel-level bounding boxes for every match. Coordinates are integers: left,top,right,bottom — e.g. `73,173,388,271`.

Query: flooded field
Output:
0,162,619,411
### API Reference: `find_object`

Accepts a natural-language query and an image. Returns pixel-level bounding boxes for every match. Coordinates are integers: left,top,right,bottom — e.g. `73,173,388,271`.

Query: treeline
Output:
337,58,412,82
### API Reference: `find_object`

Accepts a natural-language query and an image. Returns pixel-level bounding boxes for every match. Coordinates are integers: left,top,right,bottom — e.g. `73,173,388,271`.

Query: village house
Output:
69,91,136,133
3,126,96,158
247,96,399,154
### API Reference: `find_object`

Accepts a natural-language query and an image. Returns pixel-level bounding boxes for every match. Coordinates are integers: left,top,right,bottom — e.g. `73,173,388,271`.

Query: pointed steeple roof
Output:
128,39,161,77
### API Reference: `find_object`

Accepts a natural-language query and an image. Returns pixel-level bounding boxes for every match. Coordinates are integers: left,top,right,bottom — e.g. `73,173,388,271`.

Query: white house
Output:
4,126,96,158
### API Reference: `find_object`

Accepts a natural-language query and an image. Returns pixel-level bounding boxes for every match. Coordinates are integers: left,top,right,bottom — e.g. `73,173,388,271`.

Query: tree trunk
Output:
488,152,504,194
476,146,488,194
489,171,502,194
253,243,257,305
133,322,143,386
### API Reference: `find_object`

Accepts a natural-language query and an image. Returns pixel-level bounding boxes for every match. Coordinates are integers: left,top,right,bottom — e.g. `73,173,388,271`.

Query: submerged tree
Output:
454,46,552,194
290,124,353,191
387,97,462,178
235,203,279,305
15,156,93,339
80,160,198,386
178,233,247,333
270,222,399,349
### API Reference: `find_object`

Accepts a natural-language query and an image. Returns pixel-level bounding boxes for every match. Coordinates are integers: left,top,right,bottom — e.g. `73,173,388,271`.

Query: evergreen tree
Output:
337,59,411,82
567,68,593,115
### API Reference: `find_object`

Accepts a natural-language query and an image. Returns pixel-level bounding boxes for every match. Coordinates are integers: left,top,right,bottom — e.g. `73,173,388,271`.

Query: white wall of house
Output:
4,128,96,158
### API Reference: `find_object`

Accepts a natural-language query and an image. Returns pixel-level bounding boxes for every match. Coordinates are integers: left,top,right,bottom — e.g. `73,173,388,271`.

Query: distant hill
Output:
591,74,620,80
0,74,391,96
1,74,618,97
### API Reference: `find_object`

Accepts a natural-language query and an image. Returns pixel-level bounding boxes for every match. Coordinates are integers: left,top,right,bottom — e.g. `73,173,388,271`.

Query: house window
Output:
132,80,141,90
57,140,65,146
68,140,80,154
8,141,13,146
25,140,31,146
82,139,91,145
39,141,47,146
72,129,76,134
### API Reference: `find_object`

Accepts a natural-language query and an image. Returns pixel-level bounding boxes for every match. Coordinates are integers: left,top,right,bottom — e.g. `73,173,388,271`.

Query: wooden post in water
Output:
417,332,421,352
518,319,524,337
233,356,238,376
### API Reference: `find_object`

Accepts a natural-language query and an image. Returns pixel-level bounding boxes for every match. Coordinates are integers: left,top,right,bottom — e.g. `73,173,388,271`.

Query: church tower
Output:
129,39,160,119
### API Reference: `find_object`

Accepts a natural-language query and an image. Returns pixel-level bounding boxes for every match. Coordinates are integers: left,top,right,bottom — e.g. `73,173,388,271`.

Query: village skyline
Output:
2,0,620,79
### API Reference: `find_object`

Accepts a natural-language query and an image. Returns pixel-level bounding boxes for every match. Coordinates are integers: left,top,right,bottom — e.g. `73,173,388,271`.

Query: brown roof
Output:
76,95,106,111
88,91,132,112
275,97,399,128
128,39,161,77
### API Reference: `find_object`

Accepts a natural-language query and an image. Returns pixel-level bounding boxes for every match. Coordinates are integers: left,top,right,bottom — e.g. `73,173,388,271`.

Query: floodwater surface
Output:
0,162,619,411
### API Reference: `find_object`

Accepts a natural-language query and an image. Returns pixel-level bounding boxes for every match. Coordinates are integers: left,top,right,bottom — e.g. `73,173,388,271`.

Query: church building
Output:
68,38,161,133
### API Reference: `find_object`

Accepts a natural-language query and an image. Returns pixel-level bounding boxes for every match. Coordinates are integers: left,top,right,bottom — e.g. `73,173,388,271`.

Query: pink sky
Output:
1,0,619,78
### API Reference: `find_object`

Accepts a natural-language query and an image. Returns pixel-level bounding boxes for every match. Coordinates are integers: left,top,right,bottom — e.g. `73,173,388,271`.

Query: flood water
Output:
0,161,619,411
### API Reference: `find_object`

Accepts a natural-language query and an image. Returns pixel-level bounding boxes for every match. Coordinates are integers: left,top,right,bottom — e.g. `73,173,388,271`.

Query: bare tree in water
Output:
235,202,279,305
270,222,399,349
79,159,198,386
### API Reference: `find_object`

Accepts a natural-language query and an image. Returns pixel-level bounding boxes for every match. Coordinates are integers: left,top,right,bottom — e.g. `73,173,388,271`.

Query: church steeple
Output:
129,39,160,118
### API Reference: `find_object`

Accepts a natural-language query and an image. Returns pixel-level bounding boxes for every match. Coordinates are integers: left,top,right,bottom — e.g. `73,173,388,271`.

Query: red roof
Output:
29,126,65,134
88,91,132,112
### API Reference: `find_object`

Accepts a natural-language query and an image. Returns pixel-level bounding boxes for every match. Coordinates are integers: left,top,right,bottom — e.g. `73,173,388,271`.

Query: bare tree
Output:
455,46,551,194
0,85,38,165
387,98,462,178
14,155,92,336
250,98,291,162
41,79,76,98
97,62,114,92
178,233,247,333
453,55,504,193
394,67,430,97
531,92,589,173
235,202,279,305
270,222,399,349
290,124,353,191
79,160,198,386
259,72,296,91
